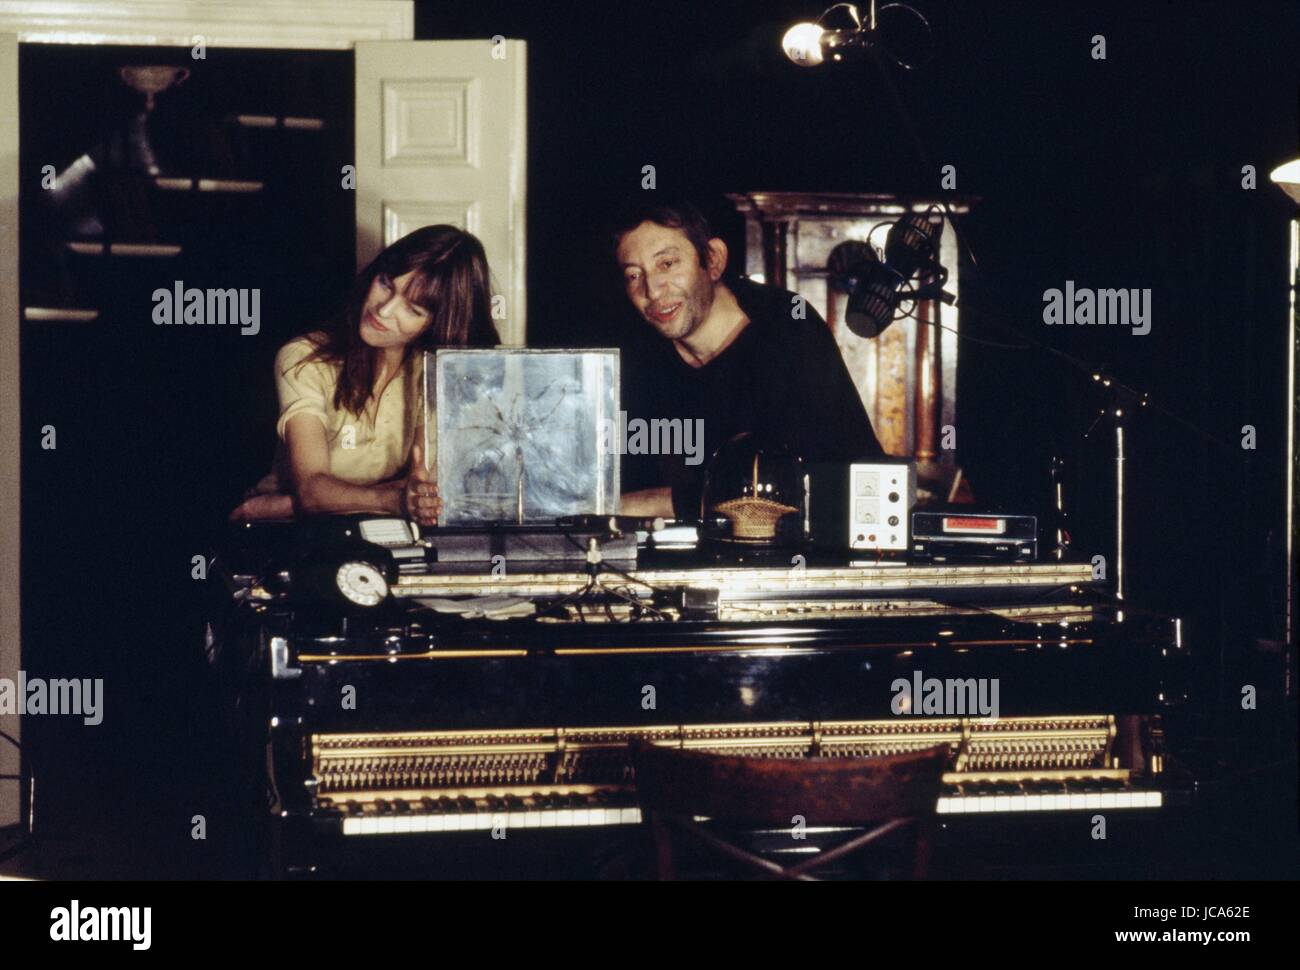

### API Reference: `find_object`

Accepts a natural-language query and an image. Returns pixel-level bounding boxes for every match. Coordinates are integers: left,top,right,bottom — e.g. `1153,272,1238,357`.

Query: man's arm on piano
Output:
620,486,674,518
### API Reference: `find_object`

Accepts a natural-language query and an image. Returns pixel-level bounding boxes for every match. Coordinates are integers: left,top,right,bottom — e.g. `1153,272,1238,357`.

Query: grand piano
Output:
208,515,1190,878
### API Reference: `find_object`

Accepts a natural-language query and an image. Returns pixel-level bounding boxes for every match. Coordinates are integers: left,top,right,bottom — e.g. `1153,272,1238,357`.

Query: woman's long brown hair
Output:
300,225,500,416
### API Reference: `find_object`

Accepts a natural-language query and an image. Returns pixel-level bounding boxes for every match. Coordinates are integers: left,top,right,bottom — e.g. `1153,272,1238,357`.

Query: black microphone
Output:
884,211,941,280
885,210,956,307
828,240,905,339
842,247,904,338
827,212,956,340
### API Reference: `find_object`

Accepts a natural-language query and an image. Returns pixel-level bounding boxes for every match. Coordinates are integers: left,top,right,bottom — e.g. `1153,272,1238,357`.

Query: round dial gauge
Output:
335,561,389,607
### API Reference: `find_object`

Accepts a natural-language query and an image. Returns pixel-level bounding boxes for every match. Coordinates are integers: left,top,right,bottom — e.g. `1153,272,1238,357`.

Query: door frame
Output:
0,0,413,49
0,0,418,835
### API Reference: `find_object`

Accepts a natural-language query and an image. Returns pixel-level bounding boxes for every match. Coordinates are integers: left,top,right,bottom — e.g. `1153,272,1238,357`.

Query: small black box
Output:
910,510,1038,562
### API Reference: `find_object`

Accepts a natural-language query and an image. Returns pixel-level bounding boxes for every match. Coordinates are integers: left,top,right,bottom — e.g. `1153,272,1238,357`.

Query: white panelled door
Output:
354,39,527,345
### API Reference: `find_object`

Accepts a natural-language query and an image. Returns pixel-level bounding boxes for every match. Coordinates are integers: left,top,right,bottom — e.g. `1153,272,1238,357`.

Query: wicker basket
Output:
712,496,801,541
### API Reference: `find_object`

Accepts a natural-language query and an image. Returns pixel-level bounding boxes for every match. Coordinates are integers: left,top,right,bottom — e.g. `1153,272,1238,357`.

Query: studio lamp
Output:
1269,156,1300,652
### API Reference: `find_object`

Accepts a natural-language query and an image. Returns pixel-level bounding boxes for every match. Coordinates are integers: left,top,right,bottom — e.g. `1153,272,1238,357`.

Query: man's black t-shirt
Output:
622,276,885,518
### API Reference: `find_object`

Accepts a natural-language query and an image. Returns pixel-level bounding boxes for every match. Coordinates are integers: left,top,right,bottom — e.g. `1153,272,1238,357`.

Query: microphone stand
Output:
862,41,1237,613
950,296,1156,611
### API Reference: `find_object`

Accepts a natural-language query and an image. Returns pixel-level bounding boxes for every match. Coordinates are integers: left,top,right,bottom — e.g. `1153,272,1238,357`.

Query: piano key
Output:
933,789,1162,815
341,804,646,835
335,783,1165,835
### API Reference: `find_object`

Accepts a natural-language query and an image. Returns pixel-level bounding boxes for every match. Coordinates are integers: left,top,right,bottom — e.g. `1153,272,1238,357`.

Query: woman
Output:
230,226,500,526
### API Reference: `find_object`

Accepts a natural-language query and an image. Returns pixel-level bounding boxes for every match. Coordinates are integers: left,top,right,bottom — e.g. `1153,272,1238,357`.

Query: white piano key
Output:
337,785,1165,837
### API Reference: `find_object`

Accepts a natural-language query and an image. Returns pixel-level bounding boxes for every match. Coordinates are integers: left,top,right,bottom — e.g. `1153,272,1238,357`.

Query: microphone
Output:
884,211,942,281
827,211,953,339
886,210,956,306
828,241,904,339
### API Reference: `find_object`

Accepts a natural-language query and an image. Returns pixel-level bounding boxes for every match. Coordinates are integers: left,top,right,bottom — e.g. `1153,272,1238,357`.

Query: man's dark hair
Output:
610,198,716,271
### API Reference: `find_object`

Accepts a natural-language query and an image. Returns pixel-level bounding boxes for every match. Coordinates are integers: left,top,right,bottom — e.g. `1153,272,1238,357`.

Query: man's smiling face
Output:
617,221,719,341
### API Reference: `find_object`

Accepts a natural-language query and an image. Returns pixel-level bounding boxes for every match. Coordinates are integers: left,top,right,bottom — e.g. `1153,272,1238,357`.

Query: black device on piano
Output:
911,509,1039,563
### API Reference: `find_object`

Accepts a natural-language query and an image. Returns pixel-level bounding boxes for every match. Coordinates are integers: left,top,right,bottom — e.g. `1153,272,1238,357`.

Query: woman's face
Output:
359,270,432,350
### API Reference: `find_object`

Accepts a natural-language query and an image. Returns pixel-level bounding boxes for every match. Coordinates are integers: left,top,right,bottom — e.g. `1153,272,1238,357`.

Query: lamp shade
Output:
1269,158,1300,205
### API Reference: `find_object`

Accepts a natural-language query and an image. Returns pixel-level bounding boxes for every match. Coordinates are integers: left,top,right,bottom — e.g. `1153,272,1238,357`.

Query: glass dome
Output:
700,432,807,549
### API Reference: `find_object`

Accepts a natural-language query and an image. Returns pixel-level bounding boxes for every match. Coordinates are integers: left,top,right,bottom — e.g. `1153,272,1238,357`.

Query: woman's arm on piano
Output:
282,413,406,518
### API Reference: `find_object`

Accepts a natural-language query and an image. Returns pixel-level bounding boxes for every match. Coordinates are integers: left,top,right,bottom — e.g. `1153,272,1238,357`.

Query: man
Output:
615,200,885,519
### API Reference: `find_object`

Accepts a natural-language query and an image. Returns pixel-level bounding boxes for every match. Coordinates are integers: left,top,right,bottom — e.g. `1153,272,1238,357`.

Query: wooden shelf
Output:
153,177,265,193
64,241,181,257
23,307,99,322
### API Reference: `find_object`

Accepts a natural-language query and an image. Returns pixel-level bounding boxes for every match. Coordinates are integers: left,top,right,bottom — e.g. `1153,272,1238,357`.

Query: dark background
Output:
424,0,1299,783
11,0,1298,877
423,0,1299,667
